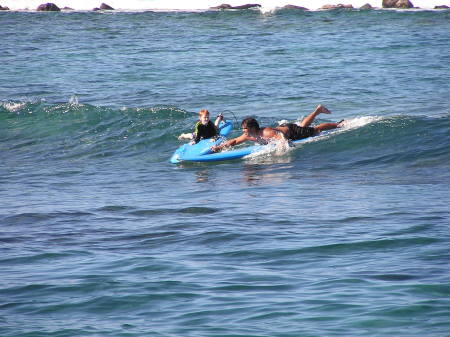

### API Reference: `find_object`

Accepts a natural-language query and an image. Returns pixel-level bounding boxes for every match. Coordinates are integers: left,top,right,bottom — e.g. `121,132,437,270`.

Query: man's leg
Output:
299,104,331,127
313,122,339,134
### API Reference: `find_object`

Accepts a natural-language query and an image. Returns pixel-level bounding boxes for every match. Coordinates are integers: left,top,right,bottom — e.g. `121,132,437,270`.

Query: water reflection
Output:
242,162,295,186
195,170,210,183
175,147,299,187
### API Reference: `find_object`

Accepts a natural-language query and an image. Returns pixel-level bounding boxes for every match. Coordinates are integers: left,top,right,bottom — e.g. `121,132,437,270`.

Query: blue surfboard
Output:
170,120,233,164
171,135,320,163
173,127,338,164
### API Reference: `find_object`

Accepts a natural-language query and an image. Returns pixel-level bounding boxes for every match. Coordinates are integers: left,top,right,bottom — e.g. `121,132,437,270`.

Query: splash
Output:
245,138,294,161
68,95,80,106
338,116,383,130
1,101,28,113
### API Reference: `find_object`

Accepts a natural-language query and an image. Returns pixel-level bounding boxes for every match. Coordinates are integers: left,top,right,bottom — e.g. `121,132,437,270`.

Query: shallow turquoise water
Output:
1,9,450,337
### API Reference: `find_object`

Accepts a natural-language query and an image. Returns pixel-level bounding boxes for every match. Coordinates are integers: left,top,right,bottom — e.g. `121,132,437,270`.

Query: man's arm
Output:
211,133,253,152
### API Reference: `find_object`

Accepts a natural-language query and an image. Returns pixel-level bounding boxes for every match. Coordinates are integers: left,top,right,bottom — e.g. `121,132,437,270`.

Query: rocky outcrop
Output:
210,3,261,10
282,5,309,10
232,3,261,9
93,3,114,11
434,5,449,9
320,4,353,10
100,3,114,10
382,0,414,8
37,3,61,11
360,3,374,9
0,5,10,10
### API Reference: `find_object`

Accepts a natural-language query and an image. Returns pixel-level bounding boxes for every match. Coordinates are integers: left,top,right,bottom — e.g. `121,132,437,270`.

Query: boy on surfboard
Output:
212,105,343,152
178,109,224,144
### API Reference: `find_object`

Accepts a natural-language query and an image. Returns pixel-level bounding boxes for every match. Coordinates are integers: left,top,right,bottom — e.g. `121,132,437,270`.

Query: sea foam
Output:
2,101,28,113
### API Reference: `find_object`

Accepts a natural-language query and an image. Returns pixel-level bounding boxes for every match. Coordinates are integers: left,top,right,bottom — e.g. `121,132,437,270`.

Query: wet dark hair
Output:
241,117,260,131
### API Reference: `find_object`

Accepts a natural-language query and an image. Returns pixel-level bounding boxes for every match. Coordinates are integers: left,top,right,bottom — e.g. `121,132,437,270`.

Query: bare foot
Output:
316,104,332,114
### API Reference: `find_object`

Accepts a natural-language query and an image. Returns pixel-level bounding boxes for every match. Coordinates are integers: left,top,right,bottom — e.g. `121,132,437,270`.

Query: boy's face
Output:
200,114,210,125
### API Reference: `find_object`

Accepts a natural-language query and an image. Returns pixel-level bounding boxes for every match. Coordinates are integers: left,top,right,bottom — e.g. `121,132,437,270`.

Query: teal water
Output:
1,9,450,337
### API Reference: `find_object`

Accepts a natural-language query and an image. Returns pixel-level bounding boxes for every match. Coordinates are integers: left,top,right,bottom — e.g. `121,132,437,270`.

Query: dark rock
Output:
0,5,10,10
93,7,100,11
434,5,449,9
282,5,309,10
232,4,261,9
210,3,261,10
210,4,233,9
360,3,374,9
321,4,354,10
99,3,114,10
62,7,74,10
37,3,61,11
382,0,414,8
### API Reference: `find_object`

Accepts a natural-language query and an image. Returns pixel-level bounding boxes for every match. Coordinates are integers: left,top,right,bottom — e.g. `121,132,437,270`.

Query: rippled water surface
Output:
1,9,450,337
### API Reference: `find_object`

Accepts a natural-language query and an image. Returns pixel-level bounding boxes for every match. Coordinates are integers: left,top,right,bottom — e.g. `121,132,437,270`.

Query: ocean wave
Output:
2,100,449,166
1,100,191,160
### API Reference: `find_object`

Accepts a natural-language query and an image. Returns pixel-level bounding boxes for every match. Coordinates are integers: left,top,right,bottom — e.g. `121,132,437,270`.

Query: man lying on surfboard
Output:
211,104,344,152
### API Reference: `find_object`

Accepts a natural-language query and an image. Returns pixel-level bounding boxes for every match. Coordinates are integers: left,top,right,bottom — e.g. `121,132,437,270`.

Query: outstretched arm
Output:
211,133,252,152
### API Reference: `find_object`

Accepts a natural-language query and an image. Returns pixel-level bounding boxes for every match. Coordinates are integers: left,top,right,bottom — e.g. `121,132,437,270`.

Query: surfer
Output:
178,109,224,144
211,104,343,152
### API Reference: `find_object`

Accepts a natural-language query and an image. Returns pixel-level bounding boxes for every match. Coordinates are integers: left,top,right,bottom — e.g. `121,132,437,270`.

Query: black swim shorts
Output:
282,123,315,140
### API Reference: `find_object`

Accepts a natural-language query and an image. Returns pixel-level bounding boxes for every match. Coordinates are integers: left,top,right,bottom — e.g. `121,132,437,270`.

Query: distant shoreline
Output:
1,1,449,12
1,6,450,12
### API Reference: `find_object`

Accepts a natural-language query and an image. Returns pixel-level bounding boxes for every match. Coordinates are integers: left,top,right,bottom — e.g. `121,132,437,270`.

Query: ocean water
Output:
1,8,450,337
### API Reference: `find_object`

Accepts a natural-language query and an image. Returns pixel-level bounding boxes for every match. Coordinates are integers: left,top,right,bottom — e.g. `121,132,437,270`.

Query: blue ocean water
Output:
1,8,450,337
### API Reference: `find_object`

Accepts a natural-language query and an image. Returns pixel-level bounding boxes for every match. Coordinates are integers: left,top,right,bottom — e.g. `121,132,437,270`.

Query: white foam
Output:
245,138,293,160
2,101,27,113
2,0,448,11
338,115,382,130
